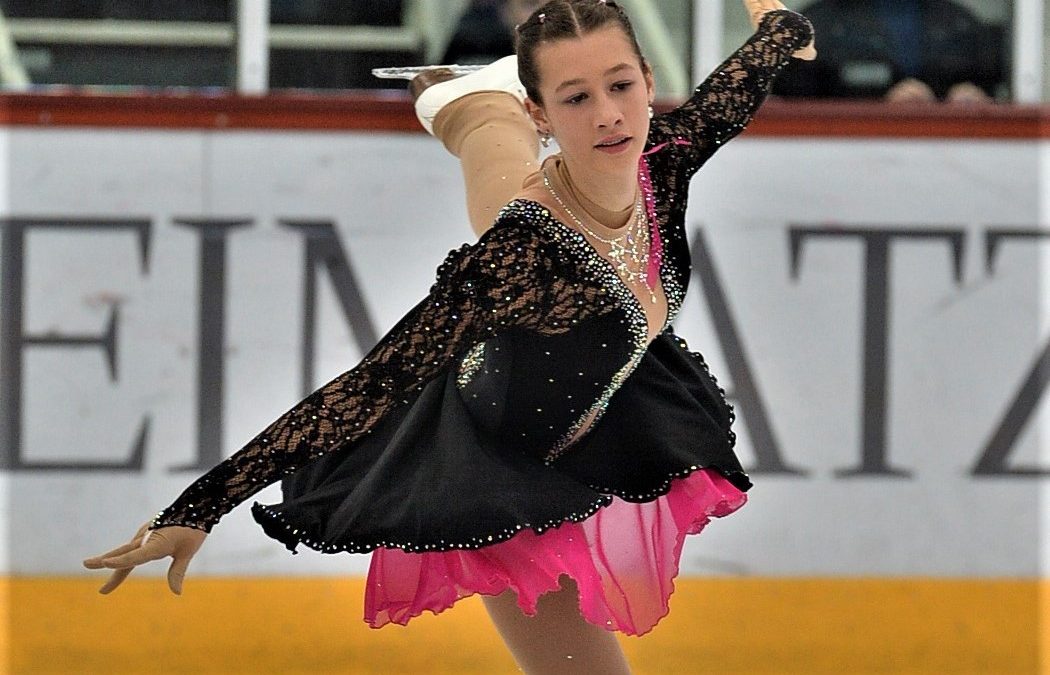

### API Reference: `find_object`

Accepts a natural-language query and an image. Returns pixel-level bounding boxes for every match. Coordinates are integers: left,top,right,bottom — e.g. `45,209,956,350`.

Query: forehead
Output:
533,25,640,87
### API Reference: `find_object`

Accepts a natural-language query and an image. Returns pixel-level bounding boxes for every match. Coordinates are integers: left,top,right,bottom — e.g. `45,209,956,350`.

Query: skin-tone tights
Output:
431,92,633,675
432,91,541,237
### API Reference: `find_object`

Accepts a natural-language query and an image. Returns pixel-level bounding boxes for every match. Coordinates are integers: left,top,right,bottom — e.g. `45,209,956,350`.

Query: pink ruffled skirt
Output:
364,468,745,636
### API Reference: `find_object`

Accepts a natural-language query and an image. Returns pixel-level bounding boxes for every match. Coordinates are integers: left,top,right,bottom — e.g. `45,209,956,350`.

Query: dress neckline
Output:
505,197,669,343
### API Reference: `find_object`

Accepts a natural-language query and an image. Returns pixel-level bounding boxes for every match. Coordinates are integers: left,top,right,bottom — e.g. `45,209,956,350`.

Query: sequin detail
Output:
638,155,665,289
509,201,651,463
250,494,614,554
455,342,486,389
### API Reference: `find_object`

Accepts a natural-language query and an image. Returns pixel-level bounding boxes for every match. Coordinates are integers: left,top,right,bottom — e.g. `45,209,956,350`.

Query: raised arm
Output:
149,223,551,534
647,7,814,176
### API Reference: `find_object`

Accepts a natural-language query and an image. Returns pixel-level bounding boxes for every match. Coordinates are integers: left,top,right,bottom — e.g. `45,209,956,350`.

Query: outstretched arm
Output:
149,223,551,534
84,223,553,593
647,4,815,177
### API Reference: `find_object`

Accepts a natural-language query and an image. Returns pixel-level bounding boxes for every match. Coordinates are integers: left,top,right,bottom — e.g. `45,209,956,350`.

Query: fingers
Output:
742,0,759,27
167,556,191,595
793,41,818,61
98,546,167,569
83,532,149,567
83,521,152,569
83,540,142,569
743,0,789,29
166,529,205,595
741,0,817,61
87,524,206,597
748,1,784,15
96,532,173,569
98,567,134,594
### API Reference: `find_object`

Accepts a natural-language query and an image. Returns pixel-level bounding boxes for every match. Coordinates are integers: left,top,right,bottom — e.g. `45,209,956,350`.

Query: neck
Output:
559,154,637,214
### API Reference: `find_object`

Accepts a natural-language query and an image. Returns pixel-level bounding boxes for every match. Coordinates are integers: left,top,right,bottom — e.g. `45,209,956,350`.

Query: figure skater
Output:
85,1,815,672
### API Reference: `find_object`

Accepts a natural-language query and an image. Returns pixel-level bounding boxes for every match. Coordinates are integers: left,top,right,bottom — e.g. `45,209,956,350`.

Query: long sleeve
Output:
149,223,552,533
647,9,814,178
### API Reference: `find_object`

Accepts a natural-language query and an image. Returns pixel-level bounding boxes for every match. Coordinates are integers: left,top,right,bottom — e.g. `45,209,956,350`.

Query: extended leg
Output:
433,92,540,237
481,576,632,675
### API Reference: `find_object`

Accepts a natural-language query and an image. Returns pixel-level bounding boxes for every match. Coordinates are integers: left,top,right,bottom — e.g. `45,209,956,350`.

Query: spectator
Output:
773,0,1004,102
442,0,544,64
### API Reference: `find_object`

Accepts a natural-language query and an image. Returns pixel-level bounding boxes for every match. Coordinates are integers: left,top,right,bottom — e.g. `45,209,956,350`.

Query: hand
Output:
83,521,206,595
946,81,992,104
743,0,817,61
885,77,937,103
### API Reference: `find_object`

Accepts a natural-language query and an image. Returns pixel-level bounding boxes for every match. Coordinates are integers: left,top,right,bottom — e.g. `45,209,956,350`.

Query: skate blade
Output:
371,65,486,81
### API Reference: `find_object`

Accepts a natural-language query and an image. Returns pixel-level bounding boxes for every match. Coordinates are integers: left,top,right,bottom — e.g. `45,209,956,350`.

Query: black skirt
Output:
250,331,750,555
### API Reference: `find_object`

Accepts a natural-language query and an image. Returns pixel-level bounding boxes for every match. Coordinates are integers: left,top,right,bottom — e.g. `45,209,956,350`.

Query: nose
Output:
594,92,623,129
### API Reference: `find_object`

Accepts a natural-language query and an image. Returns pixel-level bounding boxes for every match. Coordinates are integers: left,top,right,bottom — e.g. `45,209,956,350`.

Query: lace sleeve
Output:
149,223,551,533
647,9,814,177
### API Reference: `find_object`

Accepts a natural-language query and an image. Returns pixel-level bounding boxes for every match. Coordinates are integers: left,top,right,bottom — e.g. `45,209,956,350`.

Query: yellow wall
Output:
7,577,1046,674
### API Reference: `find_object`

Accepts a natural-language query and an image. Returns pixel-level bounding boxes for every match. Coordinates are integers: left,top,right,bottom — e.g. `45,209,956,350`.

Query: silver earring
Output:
540,131,551,148
648,105,654,119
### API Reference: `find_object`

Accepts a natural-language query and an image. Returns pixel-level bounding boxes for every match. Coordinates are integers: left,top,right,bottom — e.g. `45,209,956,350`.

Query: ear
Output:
524,97,550,134
643,62,655,105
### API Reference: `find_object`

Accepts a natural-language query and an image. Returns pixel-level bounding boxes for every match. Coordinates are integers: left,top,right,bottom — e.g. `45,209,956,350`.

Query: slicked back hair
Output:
515,0,647,105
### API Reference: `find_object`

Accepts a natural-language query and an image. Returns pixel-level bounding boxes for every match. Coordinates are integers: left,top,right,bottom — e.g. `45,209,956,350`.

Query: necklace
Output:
555,157,635,229
542,167,657,304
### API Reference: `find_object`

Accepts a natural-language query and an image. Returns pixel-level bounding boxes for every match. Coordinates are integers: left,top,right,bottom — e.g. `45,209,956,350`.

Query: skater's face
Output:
525,25,655,172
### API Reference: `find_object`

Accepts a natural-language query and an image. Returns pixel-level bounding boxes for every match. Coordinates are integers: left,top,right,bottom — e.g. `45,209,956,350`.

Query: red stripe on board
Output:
0,92,1046,138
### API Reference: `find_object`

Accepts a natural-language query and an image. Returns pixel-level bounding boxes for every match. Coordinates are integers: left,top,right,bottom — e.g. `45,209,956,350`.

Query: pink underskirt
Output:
364,468,746,636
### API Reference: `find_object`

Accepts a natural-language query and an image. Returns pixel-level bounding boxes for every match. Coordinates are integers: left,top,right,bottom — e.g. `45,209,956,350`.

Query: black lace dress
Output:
148,10,814,635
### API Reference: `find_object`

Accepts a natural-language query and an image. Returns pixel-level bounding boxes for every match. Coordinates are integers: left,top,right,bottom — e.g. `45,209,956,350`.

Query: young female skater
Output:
85,1,815,672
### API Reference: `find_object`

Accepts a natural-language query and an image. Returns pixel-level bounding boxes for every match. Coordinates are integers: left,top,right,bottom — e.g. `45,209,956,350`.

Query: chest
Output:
512,191,687,344
457,197,690,457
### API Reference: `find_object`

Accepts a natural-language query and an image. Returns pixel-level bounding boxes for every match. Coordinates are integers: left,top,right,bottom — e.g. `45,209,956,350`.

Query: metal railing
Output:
0,0,440,91
1,18,424,51
0,9,28,88
0,0,692,97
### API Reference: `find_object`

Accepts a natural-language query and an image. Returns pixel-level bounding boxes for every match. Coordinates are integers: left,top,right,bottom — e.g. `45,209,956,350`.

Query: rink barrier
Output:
3,93,1047,674
0,93,1046,137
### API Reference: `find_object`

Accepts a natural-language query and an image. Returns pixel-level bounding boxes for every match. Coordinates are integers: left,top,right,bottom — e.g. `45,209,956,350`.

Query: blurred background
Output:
0,0,1029,100
0,1,1047,673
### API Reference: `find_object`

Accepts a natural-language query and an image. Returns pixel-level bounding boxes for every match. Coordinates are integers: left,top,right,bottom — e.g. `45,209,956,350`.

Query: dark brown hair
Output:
515,0,647,105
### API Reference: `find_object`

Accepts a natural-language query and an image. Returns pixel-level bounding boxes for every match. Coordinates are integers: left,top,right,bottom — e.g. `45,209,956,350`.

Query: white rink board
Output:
0,127,1045,577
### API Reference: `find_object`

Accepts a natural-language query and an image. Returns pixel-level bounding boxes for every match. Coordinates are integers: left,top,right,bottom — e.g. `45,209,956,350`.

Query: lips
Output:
594,135,633,155
595,135,631,148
